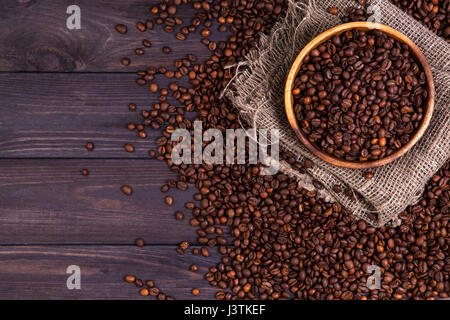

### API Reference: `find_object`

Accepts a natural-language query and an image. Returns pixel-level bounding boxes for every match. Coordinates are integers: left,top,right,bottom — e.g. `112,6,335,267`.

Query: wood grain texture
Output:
0,0,227,72
0,159,199,245
0,73,185,158
0,245,220,300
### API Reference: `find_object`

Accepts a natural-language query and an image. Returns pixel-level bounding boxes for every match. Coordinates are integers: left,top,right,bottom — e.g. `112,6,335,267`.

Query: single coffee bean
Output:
364,172,374,179
85,142,95,151
121,185,133,196
179,241,189,250
115,24,127,34
192,288,200,296
136,21,146,32
124,144,135,153
165,195,174,206
139,288,149,296
189,264,199,272
81,169,89,176
121,57,131,66
135,238,145,247
124,275,135,283
328,7,339,15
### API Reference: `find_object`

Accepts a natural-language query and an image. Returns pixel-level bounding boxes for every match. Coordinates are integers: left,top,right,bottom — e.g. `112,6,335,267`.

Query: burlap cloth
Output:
225,0,450,227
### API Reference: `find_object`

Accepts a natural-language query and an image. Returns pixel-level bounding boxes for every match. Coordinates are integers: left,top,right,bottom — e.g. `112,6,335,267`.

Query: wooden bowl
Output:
285,22,435,169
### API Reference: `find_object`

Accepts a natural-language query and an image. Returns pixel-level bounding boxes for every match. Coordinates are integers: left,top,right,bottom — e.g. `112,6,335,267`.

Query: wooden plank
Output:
0,159,199,245
0,73,181,158
0,0,226,72
0,245,219,300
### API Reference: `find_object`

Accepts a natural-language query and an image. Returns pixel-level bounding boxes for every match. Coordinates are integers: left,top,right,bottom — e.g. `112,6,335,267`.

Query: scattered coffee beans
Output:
118,0,448,301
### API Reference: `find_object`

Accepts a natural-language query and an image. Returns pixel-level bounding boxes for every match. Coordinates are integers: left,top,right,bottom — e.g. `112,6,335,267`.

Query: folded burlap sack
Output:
225,0,450,227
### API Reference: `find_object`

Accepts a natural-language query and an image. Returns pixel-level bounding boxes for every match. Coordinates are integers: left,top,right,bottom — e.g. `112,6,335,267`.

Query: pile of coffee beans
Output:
391,0,450,41
118,0,448,300
292,29,428,162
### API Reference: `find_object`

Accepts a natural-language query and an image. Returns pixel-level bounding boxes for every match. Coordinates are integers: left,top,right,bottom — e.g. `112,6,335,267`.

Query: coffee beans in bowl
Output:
285,22,435,169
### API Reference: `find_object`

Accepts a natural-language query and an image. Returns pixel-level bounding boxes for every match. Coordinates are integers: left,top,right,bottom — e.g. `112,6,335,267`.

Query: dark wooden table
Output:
0,0,224,299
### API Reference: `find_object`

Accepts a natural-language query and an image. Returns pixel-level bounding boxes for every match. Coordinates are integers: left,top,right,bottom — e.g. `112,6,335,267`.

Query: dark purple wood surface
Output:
0,0,221,299
0,246,220,300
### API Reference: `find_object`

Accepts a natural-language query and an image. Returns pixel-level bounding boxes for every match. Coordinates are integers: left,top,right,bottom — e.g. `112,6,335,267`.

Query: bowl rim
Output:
284,21,435,169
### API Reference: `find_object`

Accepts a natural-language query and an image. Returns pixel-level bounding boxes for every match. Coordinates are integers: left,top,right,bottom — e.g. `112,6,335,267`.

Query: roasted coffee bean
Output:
165,195,174,206
192,288,200,296
135,238,145,247
139,288,149,296
121,57,131,66
128,103,137,111
85,142,94,151
136,21,146,32
124,275,135,283
115,24,127,34
121,185,133,196
175,211,184,221
162,46,172,54
134,278,143,287
189,264,199,272
124,144,135,153
179,241,189,251
81,169,89,176
328,7,339,15
142,39,152,48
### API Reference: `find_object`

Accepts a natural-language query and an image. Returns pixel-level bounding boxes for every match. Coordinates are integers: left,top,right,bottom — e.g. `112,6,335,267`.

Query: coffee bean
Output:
192,288,200,296
135,237,145,247
364,172,374,179
149,287,160,296
124,144,135,153
142,39,152,48
81,169,89,176
139,288,149,296
165,195,174,206
189,264,199,272
85,142,94,151
162,46,172,54
121,57,131,66
121,185,133,196
124,275,135,283
201,247,209,257
175,211,184,221
150,83,159,93
328,7,339,15
179,241,189,251
115,24,127,34
134,278,143,287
